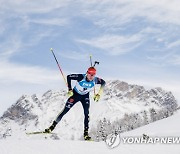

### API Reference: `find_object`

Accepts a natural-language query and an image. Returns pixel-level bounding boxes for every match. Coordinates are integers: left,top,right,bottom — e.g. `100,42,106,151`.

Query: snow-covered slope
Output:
0,110,180,154
122,108,180,137
0,80,178,140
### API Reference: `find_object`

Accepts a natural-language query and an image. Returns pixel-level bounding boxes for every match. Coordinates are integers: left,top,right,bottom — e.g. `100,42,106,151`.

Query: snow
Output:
0,139,179,154
122,110,180,137
0,81,179,153
0,110,180,154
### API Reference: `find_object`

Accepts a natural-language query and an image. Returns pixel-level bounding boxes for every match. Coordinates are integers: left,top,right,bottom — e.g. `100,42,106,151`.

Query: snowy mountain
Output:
0,80,178,140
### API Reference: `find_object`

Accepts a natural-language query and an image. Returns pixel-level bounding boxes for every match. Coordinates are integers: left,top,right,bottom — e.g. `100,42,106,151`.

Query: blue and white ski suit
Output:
55,74,105,130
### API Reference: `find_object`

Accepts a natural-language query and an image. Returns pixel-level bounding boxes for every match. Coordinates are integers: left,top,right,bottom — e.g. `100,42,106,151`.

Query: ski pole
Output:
93,61,99,67
93,61,99,95
90,54,93,67
50,48,68,87
89,54,97,95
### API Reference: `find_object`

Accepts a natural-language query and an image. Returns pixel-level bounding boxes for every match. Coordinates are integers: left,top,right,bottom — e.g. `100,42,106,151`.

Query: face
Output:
87,73,95,81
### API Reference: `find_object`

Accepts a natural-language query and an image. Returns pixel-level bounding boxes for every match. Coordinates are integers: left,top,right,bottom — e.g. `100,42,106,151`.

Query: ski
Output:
85,139,94,142
26,131,56,135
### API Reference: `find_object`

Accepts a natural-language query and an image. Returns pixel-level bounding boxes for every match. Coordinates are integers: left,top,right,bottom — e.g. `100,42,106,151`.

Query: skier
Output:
45,67,106,140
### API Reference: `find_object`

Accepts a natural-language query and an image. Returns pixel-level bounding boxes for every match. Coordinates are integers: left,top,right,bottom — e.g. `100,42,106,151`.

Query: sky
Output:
0,0,180,115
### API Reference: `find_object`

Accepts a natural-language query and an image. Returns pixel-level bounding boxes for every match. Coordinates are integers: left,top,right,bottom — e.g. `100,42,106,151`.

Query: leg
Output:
81,96,91,140
45,95,79,133
81,97,90,130
55,96,79,123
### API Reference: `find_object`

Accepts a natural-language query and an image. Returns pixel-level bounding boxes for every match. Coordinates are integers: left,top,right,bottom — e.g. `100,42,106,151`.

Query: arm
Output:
67,74,84,90
95,77,106,95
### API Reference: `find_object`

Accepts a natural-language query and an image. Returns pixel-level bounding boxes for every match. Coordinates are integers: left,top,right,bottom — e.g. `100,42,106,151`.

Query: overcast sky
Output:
0,0,180,115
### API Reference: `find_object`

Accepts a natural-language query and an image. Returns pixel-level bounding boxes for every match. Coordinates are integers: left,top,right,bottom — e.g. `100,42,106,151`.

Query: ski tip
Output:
50,48,53,52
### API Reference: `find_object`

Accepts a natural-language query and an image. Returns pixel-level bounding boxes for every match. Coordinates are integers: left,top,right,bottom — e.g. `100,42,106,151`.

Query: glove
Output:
67,90,73,97
94,94,100,102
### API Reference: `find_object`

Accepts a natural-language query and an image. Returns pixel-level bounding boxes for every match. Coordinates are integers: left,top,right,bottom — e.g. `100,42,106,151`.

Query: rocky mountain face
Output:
104,80,177,109
0,80,178,140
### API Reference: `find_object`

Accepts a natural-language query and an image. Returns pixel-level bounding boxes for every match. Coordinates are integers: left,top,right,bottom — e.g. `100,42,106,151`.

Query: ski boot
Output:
84,129,92,141
45,121,57,133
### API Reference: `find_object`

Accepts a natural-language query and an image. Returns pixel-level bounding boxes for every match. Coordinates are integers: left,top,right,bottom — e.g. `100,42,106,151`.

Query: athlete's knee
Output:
65,98,75,108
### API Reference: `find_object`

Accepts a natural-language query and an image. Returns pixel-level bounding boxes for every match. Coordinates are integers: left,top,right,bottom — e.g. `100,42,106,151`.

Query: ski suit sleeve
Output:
95,77,106,87
95,77,106,95
67,74,84,90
